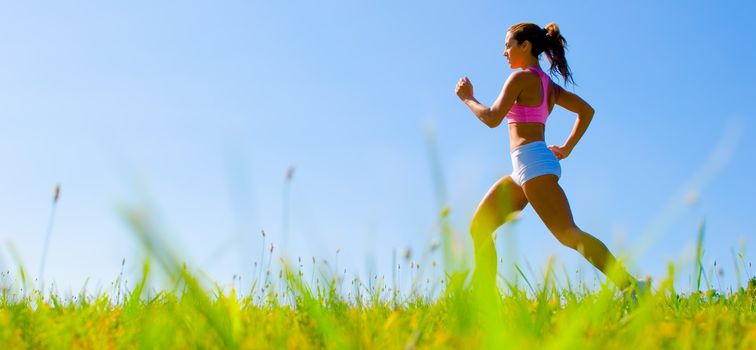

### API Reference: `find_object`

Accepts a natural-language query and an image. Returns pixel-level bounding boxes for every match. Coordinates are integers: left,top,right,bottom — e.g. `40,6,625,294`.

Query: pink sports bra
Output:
506,66,551,124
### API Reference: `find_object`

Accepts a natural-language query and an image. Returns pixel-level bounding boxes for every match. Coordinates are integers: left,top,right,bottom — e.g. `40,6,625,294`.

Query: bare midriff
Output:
508,122,546,152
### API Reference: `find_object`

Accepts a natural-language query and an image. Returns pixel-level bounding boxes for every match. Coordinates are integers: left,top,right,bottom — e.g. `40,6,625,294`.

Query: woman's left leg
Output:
521,175,634,289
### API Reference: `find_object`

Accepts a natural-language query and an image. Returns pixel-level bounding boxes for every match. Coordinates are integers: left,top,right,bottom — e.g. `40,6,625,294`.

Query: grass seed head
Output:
430,239,440,252
53,184,61,203
285,165,295,181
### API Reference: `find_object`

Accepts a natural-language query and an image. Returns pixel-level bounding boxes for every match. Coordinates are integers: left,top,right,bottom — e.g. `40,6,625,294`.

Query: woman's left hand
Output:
548,144,571,160
455,76,474,100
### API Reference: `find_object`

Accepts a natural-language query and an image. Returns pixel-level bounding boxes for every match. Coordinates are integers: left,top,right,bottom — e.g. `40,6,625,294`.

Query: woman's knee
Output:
470,216,490,242
470,212,500,243
552,227,583,250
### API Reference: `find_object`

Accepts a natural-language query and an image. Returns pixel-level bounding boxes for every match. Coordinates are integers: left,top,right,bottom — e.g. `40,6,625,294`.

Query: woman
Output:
455,22,639,293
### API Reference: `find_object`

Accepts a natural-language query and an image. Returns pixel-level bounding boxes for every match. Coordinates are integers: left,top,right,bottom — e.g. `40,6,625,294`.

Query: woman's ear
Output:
520,39,531,52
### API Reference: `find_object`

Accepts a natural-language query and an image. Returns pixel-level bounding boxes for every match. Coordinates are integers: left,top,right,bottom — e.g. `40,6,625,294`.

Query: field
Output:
2,266,755,349
1,209,755,349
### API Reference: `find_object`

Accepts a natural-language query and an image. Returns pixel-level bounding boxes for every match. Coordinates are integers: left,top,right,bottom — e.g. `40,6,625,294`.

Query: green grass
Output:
1,207,755,349
1,264,755,349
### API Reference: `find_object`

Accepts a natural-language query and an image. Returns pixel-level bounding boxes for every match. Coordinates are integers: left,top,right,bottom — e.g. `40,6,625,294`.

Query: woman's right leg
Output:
470,175,529,290
521,174,635,289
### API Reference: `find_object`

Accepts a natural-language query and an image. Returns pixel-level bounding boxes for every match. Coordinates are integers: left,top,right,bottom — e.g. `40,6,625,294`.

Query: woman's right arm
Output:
457,72,527,128
552,87,595,159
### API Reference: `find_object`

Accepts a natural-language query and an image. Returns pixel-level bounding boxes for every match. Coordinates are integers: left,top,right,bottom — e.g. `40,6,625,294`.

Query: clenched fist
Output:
455,76,474,100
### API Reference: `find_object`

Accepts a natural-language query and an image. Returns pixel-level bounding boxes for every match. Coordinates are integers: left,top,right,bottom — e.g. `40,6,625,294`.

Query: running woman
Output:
455,22,640,294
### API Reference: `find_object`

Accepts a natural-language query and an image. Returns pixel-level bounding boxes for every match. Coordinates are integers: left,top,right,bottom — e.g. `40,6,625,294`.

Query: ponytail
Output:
542,23,574,86
508,22,574,86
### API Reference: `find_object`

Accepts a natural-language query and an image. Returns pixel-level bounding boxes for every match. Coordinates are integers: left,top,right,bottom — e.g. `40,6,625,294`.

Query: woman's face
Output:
503,31,528,69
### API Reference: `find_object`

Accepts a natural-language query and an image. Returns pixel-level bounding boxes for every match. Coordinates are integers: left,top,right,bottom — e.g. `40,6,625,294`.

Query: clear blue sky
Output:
1,0,754,293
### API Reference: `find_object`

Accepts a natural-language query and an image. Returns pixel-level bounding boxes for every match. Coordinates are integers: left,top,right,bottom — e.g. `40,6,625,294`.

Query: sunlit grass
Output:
1,206,754,349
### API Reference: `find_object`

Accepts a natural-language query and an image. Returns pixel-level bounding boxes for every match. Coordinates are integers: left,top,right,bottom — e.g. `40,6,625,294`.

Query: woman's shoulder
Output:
508,69,534,79
506,70,535,88
510,68,550,83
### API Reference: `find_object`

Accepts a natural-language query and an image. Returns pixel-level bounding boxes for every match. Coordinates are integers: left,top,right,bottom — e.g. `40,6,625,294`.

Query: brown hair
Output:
508,22,574,86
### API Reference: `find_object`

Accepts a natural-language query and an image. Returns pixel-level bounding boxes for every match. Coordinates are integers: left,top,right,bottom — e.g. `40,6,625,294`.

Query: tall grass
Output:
37,184,60,293
1,203,755,348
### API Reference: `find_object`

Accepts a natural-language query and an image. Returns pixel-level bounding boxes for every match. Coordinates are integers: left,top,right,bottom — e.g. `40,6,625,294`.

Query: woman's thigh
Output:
520,175,577,234
471,175,529,233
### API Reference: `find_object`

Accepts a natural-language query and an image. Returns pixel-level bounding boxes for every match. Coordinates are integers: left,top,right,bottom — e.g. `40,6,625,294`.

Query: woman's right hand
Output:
455,76,474,100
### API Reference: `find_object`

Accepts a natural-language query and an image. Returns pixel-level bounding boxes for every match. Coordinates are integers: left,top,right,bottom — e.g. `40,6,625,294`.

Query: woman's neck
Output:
520,57,540,70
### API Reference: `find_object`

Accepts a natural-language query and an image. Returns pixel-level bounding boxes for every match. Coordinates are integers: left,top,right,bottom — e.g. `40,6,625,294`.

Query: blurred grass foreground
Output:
0,205,755,349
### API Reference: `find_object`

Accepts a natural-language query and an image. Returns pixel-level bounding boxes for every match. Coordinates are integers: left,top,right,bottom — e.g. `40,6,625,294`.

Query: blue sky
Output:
1,0,754,293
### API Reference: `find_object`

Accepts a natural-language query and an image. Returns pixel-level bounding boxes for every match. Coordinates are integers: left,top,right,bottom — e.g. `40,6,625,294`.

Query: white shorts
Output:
510,141,561,186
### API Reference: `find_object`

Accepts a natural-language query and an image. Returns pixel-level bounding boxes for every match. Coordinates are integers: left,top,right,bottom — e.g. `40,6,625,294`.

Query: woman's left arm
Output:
456,73,525,128
549,87,595,160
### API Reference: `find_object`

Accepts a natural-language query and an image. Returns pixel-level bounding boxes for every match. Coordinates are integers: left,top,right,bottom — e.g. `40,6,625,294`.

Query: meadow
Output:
1,204,755,349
